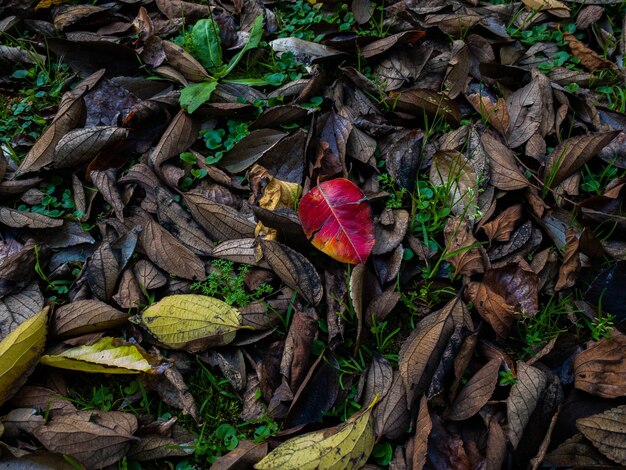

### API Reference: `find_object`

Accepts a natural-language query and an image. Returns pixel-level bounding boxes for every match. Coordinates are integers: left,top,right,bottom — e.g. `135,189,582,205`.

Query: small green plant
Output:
17,176,83,219
34,244,81,302
580,162,623,195
498,369,517,386
596,84,626,113
190,259,273,307
377,173,408,209
410,179,452,254
370,316,401,358
516,296,573,359
371,441,394,466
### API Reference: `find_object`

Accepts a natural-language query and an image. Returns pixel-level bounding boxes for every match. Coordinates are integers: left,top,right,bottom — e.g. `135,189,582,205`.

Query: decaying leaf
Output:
430,151,478,218
577,405,626,464
131,294,242,352
574,331,626,398
445,358,500,421
481,133,529,191
0,307,48,406
52,299,128,337
522,0,570,17
482,205,523,242
444,216,486,277
507,362,547,449
255,399,375,470
41,337,157,374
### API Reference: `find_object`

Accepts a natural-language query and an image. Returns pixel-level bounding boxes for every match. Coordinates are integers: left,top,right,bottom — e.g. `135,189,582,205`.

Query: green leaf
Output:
180,80,218,114
192,18,222,70
222,15,264,78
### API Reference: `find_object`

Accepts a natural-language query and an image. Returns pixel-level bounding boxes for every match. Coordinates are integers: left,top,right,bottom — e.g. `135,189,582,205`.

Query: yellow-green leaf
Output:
0,307,48,406
132,294,242,352
254,400,376,470
41,337,154,374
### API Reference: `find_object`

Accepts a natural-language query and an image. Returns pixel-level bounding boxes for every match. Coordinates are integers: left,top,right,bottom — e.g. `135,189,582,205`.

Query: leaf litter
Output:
0,0,625,468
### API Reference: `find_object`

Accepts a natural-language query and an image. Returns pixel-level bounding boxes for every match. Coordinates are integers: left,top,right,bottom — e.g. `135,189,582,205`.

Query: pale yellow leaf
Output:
41,337,154,374
132,294,242,352
0,307,48,406
254,400,375,470
522,0,569,17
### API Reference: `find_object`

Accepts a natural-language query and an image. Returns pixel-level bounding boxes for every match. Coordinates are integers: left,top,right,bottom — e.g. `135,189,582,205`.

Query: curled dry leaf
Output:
220,129,287,174
564,32,617,71
52,126,128,169
298,178,375,265
0,282,43,341
411,396,432,469
52,299,128,337
522,0,570,17
255,399,375,470
444,216,486,277
0,207,64,229
577,405,626,464
260,239,323,306
34,410,138,469
131,294,242,352
0,307,48,406
554,229,580,291
507,362,547,449
481,204,523,242
445,358,500,421
574,331,626,398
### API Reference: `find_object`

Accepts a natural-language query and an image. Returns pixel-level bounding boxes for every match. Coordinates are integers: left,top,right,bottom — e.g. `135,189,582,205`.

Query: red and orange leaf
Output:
298,178,375,264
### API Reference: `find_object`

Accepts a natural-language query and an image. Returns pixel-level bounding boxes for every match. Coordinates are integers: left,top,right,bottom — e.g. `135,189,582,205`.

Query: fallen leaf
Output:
574,331,626,398
255,399,375,469
430,151,478,218
212,440,268,470
34,410,138,469
481,205,523,242
564,32,617,71
0,282,43,341
446,359,500,421
375,371,409,440
220,129,287,174
362,353,393,408
544,433,615,466
132,294,242,352
444,216,486,277
0,307,48,406
577,405,626,464
481,133,529,191
554,229,580,291
411,396,432,469
41,337,157,374
0,207,64,229
184,192,257,241
52,299,128,337
522,0,570,17
52,126,128,169
507,362,547,449
298,178,375,265
506,79,542,148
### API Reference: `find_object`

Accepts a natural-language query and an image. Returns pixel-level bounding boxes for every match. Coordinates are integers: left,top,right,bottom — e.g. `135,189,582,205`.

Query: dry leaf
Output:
564,32,617,71
481,205,523,242
522,0,570,17
544,433,614,466
554,229,580,291
52,299,128,337
574,331,626,398
445,359,500,421
577,405,626,464
481,133,529,191
506,79,542,148
507,362,547,449
184,192,257,241
444,216,486,277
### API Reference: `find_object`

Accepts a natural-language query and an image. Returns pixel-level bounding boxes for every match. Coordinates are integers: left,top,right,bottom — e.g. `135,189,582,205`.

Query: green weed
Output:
190,259,273,307
516,296,572,359
16,176,83,219
580,162,624,195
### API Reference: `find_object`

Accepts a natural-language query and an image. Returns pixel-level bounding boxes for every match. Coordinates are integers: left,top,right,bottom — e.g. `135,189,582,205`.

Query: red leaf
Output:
298,178,375,264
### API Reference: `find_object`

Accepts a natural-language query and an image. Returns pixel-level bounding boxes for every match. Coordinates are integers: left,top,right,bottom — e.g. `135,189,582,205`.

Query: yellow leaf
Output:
131,294,242,352
41,337,155,374
35,0,70,9
522,0,569,17
249,164,302,240
0,307,48,406
254,400,376,470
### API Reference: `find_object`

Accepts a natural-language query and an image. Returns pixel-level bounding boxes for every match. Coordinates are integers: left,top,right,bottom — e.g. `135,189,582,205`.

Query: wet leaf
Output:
255,400,375,470
574,331,626,398
41,337,156,374
0,307,48,406
507,362,547,449
192,18,222,70
52,299,128,337
260,239,323,306
298,178,375,265
132,294,242,351
34,410,138,469
445,359,500,421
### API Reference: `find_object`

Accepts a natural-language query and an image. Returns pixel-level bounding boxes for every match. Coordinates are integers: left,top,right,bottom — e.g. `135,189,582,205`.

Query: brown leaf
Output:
375,371,410,440
481,133,529,191
507,362,547,449
86,241,120,302
184,192,256,242
260,239,323,306
150,109,199,174
390,88,461,124
17,94,86,174
52,300,128,337
0,207,64,229
444,216,486,277
564,32,617,71
113,268,144,309
361,30,425,58
362,353,393,407
481,204,523,242
350,263,366,354
574,331,626,398
212,440,268,470
53,126,128,169
33,410,138,469
373,209,409,255
0,283,43,341
555,229,580,291
91,169,125,220
143,367,198,420
128,431,194,461
133,260,166,290
162,40,209,82
411,396,432,470
430,151,478,218
220,129,287,174
464,83,510,136
10,385,76,416
506,79,542,148
466,282,517,338
445,359,500,421
577,405,626,464
136,216,205,281
522,0,570,17
544,433,614,466
282,308,318,392
544,131,620,188
399,297,462,406
444,40,470,99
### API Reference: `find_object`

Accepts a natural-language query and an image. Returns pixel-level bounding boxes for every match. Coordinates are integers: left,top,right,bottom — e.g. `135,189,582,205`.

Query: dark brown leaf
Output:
445,359,500,421
481,133,530,190
444,216,486,278
260,239,323,306
212,440,268,470
574,331,626,398
362,353,393,407
576,405,626,464
184,192,256,242
220,129,287,174
564,32,617,71
0,283,43,341
544,433,614,466
53,127,128,169
0,207,64,229
360,30,425,58
33,410,138,469
507,362,547,449
133,260,166,290
91,169,125,220
506,77,542,148
86,242,120,302
375,371,410,440
411,396,432,470
142,367,198,420
555,229,580,291
162,40,210,82
390,88,461,124
52,300,128,337
150,109,199,174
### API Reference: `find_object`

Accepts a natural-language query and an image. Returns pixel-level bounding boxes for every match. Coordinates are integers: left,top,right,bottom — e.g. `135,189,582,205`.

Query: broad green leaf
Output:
254,399,376,470
41,337,155,374
131,294,242,352
192,18,222,70
223,15,264,78
0,307,48,406
180,80,218,114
